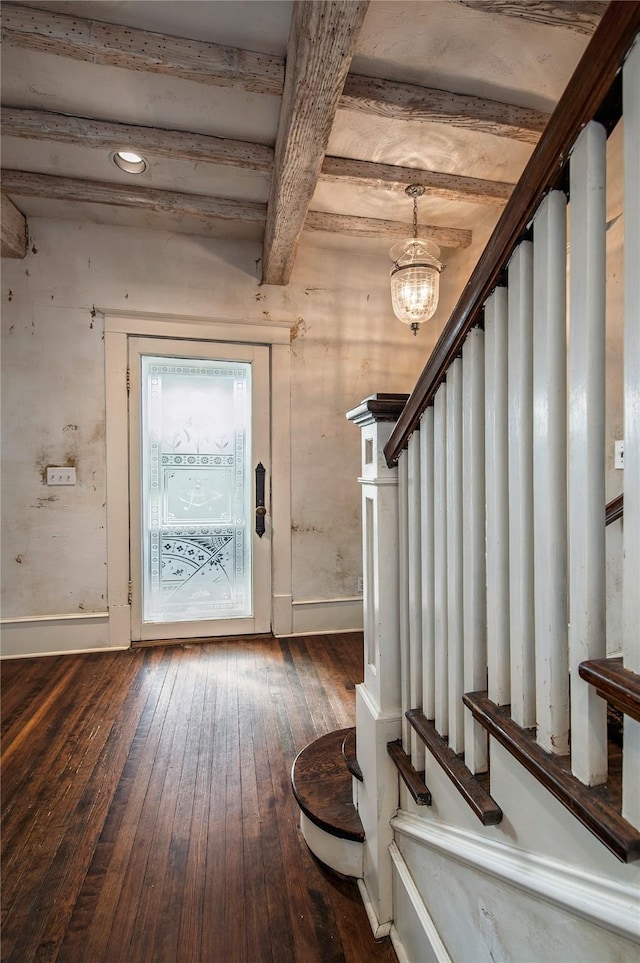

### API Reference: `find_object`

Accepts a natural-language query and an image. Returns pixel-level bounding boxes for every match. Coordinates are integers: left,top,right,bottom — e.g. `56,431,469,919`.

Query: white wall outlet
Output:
615,441,624,470
357,576,364,594
47,466,76,486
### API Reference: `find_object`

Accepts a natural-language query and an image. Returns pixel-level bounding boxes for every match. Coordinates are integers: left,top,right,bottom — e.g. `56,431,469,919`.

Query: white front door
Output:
128,337,271,641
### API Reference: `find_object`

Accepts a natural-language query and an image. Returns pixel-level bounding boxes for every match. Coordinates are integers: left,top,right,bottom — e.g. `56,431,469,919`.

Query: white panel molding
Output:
0,613,124,659
389,841,454,963
286,597,363,636
391,812,640,941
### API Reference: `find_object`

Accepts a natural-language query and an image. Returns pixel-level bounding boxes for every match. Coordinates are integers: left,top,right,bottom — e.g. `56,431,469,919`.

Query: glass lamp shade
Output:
389,238,442,332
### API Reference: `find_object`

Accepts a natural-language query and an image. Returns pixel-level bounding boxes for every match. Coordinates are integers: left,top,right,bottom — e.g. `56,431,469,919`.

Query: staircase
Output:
291,727,364,877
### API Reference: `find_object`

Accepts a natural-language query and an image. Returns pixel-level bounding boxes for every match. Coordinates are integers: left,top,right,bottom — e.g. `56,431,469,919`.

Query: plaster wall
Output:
1,216,434,644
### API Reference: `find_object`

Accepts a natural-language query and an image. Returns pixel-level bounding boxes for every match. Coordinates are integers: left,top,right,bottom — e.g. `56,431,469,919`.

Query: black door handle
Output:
255,462,266,537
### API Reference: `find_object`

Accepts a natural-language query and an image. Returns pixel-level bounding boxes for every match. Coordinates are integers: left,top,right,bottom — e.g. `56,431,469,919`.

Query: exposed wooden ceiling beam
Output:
261,1,370,285
306,211,472,248
1,169,473,249
456,1,607,35
340,75,549,144
1,107,274,173
0,2,284,95
2,106,514,207
320,156,513,207
3,3,550,143
0,170,267,223
1,194,27,258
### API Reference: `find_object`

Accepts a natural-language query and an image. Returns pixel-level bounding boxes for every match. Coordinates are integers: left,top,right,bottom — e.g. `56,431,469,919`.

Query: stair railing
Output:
377,2,640,862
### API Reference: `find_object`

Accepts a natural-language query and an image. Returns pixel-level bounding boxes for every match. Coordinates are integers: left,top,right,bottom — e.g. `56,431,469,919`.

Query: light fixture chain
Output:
413,195,418,239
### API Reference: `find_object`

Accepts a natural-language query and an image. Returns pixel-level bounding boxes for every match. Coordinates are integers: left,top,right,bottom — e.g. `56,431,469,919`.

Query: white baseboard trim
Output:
390,841,453,963
0,613,120,658
389,925,412,963
284,596,363,636
357,878,392,939
391,811,640,942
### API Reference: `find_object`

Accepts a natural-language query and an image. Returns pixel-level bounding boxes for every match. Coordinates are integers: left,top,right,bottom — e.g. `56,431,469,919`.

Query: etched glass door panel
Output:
142,356,252,622
129,338,271,641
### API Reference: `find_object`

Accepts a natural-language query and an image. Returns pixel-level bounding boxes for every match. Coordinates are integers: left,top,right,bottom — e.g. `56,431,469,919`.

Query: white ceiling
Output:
1,1,603,276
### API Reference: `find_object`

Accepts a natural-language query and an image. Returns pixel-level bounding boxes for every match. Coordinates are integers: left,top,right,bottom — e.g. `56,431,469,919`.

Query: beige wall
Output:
1,216,447,639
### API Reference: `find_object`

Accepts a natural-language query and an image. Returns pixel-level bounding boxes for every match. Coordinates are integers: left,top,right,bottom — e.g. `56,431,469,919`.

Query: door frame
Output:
104,310,293,647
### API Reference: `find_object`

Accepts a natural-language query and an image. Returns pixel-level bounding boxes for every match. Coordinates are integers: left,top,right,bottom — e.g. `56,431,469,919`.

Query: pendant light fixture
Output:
389,185,442,336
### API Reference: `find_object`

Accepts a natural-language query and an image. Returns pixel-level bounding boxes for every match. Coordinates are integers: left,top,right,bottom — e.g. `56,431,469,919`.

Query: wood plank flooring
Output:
1,634,397,963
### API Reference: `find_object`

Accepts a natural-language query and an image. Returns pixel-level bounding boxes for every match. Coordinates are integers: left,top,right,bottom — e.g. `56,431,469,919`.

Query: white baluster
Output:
408,430,425,772
462,329,488,774
398,451,411,752
420,407,436,722
569,121,608,784
533,190,570,756
508,241,536,729
623,39,640,826
434,384,449,737
447,359,464,755
485,288,511,708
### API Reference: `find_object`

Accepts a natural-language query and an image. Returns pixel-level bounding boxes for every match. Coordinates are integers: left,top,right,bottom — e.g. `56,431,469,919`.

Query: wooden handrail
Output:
464,691,640,862
579,658,640,723
385,2,640,467
606,493,624,525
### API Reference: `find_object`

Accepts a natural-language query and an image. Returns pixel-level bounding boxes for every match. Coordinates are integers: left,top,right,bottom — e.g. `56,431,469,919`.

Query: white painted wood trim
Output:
398,452,411,751
407,431,424,771
507,241,536,729
420,408,436,721
532,189,570,756
389,928,411,963
271,343,293,637
103,310,293,647
391,812,640,942
623,37,640,827
433,385,449,738
0,614,116,659
568,122,608,783
446,360,464,755
299,812,363,878
286,597,363,636
356,878,393,939
389,841,454,963
462,329,488,773
104,328,131,649
0,612,109,623
484,288,511,707
103,310,293,343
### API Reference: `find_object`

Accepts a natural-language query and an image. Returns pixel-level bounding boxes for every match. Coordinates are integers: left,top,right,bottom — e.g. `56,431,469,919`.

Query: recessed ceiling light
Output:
112,150,147,174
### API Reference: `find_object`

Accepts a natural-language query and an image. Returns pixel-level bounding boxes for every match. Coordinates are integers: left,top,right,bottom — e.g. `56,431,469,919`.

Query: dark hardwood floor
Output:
1,634,397,963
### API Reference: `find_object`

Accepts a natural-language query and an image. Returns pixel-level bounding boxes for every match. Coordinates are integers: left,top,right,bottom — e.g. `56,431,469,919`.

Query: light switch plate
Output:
47,466,76,486
615,441,624,470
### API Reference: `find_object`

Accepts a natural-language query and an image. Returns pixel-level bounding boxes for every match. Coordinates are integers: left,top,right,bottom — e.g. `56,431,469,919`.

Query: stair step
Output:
341,727,363,781
291,728,364,842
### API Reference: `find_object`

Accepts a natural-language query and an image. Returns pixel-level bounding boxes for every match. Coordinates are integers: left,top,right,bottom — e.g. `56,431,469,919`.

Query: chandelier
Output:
389,185,442,336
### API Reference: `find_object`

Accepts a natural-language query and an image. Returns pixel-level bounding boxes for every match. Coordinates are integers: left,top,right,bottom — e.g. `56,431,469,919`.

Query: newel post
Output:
346,393,408,933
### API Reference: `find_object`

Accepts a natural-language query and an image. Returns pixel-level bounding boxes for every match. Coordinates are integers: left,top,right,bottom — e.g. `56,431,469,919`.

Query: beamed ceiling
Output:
0,0,606,282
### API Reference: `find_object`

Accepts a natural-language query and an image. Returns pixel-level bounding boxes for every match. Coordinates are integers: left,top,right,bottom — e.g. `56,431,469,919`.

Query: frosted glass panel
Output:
141,356,252,622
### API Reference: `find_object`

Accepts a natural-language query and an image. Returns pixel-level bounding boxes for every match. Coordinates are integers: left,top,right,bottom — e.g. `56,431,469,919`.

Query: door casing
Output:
104,311,293,647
